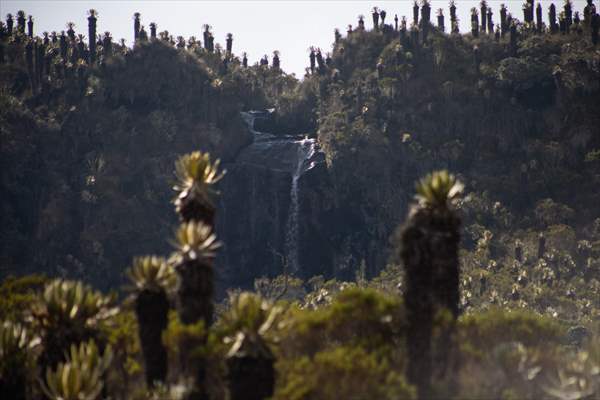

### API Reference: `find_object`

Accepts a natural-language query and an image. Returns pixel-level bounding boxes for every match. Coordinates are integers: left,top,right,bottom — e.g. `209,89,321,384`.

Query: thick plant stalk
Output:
399,171,462,399
135,290,169,386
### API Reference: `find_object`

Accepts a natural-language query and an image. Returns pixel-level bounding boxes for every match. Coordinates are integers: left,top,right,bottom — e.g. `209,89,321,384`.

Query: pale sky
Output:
1,1,588,77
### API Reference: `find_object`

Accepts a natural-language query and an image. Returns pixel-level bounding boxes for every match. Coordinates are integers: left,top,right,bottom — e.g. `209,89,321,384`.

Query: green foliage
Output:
173,151,225,209
126,256,176,294
415,170,464,209
0,274,47,322
0,320,38,399
40,340,113,400
275,346,415,400
458,308,565,354
172,220,221,262
29,279,118,370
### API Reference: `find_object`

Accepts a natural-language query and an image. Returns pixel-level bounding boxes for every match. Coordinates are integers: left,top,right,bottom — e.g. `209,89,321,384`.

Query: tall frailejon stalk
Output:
29,280,118,373
127,256,175,388
172,151,224,399
437,9,445,32
413,1,420,26
222,293,281,400
88,9,97,64
549,3,559,33
226,33,233,56
471,8,480,37
133,12,141,42
16,11,25,35
170,221,220,400
6,14,14,36
27,15,33,37
372,7,380,31
398,170,463,400
450,1,458,33
480,0,488,33
174,151,225,228
0,321,36,400
500,3,508,35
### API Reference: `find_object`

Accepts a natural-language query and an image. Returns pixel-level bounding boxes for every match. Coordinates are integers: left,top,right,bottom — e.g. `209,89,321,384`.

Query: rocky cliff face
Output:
216,113,335,289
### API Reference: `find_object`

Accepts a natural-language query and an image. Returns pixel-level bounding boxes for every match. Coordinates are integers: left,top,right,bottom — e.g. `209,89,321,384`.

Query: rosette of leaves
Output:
40,340,113,400
170,220,220,327
398,170,463,399
221,292,283,400
126,256,175,387
0,321,39,400
29,280,118,371
173,151,225,226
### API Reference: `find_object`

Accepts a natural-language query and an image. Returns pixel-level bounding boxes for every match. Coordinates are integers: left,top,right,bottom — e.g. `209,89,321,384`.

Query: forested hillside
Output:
1,1,600,399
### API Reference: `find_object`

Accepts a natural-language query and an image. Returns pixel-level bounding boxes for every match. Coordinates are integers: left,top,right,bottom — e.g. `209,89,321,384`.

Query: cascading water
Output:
285,138,316,274
239,111,317,274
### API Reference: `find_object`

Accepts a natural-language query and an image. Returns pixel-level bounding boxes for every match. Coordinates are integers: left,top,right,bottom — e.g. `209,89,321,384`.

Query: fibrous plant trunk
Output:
135,290,169,387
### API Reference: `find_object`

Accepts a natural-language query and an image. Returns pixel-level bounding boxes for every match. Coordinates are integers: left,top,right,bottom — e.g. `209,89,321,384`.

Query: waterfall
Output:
285,138,315,274
238,111,318,275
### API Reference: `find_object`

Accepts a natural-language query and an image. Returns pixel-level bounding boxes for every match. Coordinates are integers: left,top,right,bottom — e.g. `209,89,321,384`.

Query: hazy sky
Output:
1,1,588,77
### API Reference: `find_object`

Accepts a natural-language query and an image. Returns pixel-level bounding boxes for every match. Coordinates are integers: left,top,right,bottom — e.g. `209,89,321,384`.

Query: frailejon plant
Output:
0,321,38,400
40,340,112,400
221,292,282,400
173,151,225,227
171,221,220,325
28,279,118,372
126,256,175,387
170,220,220,399
398,170,463,399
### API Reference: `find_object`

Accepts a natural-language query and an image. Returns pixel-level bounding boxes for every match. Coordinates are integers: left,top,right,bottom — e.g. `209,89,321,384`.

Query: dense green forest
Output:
1,1,600,399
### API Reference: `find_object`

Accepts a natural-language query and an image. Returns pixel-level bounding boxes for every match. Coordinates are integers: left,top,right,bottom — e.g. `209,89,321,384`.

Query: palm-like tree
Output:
500,4,508,35
6,14,14,36
16,11,25,34
29,279,118,372
471,8,479,37
66,22,75,41
203,24,211,50
27,15,33,37
222,293,282,400
127,256,175,387
413,1,420,25
480,1,488,32
171,220,220,325
59,31,67,61
173,151,225,227
226,32,233,55
437,9,445,32
149,22,157,39
102,32,112,57
358,14,365,30
398,170,463,400
549,4,559,33
449,1,457,32
564,0,573,30
133,12,141,41
372,7,380,31
41,340,112,400
170,220,220,399
0,321,37,400
88,9,97,63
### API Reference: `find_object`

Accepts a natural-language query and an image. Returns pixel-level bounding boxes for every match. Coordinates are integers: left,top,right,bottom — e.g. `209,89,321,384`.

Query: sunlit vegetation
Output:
1,1,600,399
